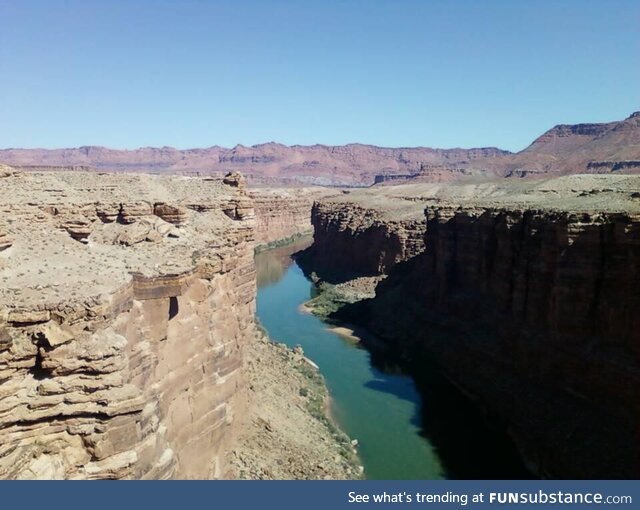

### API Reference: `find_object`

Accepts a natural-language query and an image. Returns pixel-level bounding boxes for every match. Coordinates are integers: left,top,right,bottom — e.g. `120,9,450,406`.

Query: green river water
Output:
255,238,444,480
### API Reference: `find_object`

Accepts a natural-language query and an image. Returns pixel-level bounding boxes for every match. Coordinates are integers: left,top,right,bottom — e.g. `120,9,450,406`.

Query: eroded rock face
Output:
0,144,511,186
0,165,14,178
152,203,188,226
369,207,640,478
307,176,640,478
304,200,425,281
0,171,256,479
250,188,339,247
222,171,246,190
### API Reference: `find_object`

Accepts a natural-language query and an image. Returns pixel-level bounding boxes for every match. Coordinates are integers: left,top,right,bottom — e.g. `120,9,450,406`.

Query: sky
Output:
0,0,638,152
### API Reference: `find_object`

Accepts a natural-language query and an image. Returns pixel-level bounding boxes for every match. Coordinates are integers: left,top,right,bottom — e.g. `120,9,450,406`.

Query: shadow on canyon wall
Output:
334,297,534,480
326,209,640,479
295,246,535,479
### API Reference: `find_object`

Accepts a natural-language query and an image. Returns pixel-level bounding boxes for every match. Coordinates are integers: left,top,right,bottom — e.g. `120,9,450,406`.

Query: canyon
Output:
250,187,338,248
2,163,639,479
301,174,640,479
3,112,639,186
0,167,357,480
1,110,639,480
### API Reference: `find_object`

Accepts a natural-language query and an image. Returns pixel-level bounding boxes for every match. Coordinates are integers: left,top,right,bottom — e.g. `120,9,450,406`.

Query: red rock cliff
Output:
307,177,640,478
303,198,426,281
0,171,256,479
250,188,338,247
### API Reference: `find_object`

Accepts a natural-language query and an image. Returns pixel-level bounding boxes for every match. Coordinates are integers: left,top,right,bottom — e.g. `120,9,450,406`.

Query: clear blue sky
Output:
0,0,638,152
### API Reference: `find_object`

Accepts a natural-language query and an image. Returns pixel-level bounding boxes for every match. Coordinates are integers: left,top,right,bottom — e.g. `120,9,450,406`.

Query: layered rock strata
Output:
307,175,640,478
0,144,510,186
0,171,256,479
303,198,426,281
3,111,639,185
250,187,338,247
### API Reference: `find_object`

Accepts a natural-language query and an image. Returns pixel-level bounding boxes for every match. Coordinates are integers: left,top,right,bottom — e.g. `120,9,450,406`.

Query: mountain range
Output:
2,112,638,186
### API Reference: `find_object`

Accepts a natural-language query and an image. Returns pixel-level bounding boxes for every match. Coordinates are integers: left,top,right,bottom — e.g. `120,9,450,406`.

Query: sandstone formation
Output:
0,225,12,254
0,164,14,178
1,144,508,186
302,174,640,279
304,175,640,478
302,198,426,281
498,111,640,178
3,112,639,186
0,170,256,479
250,187,339,248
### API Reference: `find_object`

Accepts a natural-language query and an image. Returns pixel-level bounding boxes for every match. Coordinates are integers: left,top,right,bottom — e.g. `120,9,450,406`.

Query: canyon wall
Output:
0,170,256,479
307,177,640,478
250,187,339,247
303,198,426,281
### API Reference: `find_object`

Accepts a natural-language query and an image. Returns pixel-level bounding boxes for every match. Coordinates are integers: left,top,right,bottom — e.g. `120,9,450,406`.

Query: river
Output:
255,237,444,480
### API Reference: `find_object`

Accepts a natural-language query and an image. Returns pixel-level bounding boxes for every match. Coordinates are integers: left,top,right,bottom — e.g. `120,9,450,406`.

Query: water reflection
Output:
254,238,532,480
255,238,444,480
255,236,313,288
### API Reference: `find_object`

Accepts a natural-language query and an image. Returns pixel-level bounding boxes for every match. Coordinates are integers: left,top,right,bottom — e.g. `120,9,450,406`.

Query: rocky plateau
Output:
0,167,356,479
301,174,640,478
2,109,640,481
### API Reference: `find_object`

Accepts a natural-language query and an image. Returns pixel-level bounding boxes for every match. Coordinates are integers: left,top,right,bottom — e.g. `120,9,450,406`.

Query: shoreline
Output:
229,328,363,479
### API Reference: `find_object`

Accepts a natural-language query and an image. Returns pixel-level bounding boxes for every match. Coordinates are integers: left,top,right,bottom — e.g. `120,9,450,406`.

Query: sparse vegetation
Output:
254,232,312,254
303,282,360,319
293,354,361,473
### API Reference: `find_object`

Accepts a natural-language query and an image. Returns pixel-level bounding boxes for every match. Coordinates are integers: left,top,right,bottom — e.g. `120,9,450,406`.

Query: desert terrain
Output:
3,112,638,186
1,110,639,479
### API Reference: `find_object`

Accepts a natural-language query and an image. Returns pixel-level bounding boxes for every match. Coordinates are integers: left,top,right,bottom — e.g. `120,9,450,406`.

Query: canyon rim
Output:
1,110,639,479
1,0,639,484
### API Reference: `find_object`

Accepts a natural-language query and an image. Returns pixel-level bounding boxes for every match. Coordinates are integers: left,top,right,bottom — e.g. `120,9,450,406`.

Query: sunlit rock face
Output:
305,200,426,281
250,187,338,247
0,170,256,479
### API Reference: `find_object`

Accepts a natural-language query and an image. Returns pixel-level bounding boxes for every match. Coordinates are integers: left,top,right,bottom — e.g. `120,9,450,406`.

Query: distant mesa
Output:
1,111,639,186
